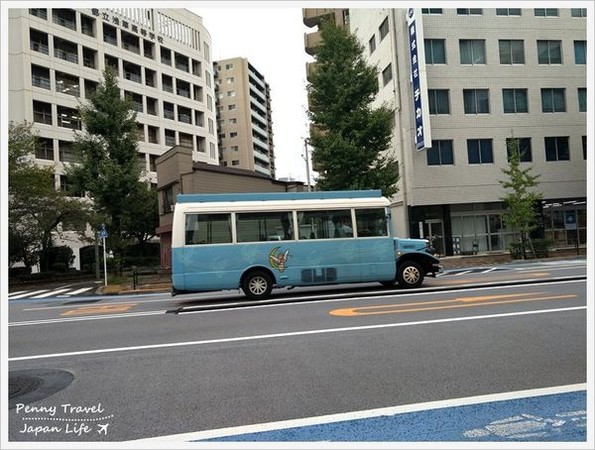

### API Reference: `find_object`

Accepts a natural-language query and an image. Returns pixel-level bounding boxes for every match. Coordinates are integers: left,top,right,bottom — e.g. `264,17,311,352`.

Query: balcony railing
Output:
54,48,78,64
32,76,51,90
124,71,142,83
53,16,76,31
31,41,49,54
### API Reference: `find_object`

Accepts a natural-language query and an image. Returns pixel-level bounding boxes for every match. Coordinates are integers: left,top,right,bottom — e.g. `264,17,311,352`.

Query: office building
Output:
305,8,587,255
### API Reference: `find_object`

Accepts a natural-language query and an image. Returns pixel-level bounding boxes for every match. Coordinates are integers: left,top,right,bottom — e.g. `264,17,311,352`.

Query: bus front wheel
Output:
397,261,424,288
242,270,273,300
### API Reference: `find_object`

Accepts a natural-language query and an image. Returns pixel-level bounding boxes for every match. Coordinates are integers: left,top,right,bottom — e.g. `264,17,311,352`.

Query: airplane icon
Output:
97,423,109,435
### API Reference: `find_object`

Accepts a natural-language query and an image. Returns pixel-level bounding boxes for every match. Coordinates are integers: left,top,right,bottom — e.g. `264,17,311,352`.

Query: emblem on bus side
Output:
269,247,290,272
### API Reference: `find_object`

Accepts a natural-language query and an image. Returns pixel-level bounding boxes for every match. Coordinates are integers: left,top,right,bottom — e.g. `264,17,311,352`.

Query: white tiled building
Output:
348,7,588,255
8,7,218,268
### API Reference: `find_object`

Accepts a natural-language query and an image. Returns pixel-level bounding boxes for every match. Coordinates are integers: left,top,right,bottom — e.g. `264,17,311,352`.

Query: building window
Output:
121,31,140,54
544,137,569,161
194,85,204,102
571,8,587,18
179,132,193,148
55,71,80,97
33,100,52,125
175,52,189,72
382,63,392,87
427,140,454,166
506,138,532,162
82,47,97,69
103,23,118,46
164,129,176,147
197,136,206,153
163,102,175,120
52,9,76,31
148,126,159,144
226,77,234,84
84,79,97,98
574,41,586,64
502,89,528,113
53,37,78,64
146,97,157,116
162,186,174,213
178,106,192,124
457,8,482,15
232,160,240,166
29,9,47,19
578,88,586,112
537,40,562,64
105,54,119,74
192,59,202,77
36,137,54,160
228,104,236,111
459,39,486,64
58,140,77,163
195,110,205,127
29,28,49,55
225,63,234,70
56,105,81,130
31,64,50,90
176,79,191,98
583,136,587,160
422,8,442,14
499,40,524,64
463,89,490,114
428,89,450,114
143,39,154,59
496,9,521,16
467,139,493,164
534,8,558,17
144,68,156,87
160,46,171,65
123,61,142,83
162,74,173,93
379,18,389,41
425,39,446,64
149,155,158,171
541,88,566,112
369,35,376,54
125,91,143,113
80,14,95,37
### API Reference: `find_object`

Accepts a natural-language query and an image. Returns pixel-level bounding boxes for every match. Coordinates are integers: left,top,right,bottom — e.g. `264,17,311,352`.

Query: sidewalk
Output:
96,249,586,296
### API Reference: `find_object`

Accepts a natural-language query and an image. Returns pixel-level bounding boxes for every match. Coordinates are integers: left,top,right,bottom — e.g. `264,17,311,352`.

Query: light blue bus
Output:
171,190,441,299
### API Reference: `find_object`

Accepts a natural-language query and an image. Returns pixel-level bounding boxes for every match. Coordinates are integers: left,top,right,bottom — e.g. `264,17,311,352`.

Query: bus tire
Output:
241,270,273,300
397,261,424,288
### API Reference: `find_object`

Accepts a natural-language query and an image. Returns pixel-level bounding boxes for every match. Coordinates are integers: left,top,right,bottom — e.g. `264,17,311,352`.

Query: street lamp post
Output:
303,138,312,192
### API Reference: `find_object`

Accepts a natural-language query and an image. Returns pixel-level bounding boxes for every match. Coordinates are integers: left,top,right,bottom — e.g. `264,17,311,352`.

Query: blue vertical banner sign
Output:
407,8,431,151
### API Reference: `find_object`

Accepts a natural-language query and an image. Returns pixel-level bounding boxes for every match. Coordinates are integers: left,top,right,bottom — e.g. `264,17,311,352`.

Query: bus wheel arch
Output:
241,268,275,300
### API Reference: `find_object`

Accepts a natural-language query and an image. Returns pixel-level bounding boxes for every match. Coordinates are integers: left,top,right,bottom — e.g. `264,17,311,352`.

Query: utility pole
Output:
303,138,312,191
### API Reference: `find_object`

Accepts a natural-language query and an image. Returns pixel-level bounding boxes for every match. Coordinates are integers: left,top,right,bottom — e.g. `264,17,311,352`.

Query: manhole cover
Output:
9,369,74,409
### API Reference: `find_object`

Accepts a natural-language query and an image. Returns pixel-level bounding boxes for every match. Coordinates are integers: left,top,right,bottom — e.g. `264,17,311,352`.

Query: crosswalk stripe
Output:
7,291,27,297
60,287,94,296
32,288,74,298
8,290,49,299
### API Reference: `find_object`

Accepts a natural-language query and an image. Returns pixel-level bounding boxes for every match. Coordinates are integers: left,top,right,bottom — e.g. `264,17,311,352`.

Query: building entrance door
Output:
426,220,445,256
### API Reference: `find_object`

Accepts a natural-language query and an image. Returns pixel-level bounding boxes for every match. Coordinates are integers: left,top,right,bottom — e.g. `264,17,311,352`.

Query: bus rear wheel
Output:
397,261,424,288
241,270,273,300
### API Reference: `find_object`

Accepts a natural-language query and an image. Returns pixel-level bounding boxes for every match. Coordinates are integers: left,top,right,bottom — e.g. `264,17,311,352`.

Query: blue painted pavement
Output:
201,390,586,442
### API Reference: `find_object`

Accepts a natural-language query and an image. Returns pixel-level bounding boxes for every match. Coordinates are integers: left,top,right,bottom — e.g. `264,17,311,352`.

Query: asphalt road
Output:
6,260,589,443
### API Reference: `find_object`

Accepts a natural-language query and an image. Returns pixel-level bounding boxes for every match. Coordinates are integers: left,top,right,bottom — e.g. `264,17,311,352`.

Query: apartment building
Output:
214,57,276,178
8,7,218,268
306,8,588,256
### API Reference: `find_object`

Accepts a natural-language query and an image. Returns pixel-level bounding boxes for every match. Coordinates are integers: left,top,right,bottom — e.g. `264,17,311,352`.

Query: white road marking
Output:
58,286,94,296
8,290,49,299
9,310,166,327
32,288,73,298
8,305,586,361
132,383,587,442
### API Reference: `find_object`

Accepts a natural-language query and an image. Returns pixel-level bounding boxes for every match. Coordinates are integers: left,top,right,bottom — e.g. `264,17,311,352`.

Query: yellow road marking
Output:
61,303,137,316
330,293,577,317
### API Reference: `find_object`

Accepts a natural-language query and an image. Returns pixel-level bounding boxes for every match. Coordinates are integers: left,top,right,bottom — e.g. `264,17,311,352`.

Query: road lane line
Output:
9,310,166,327
8,305,586,362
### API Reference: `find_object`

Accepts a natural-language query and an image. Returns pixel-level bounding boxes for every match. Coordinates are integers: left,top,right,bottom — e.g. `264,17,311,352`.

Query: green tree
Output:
500,138,543,259
68,68,142,273
121,181,159,252
307,20,399,196
8,121,90,269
